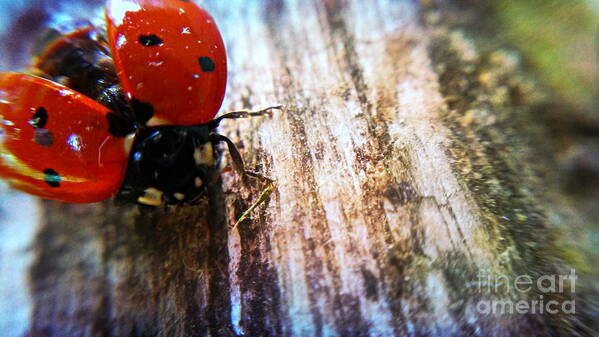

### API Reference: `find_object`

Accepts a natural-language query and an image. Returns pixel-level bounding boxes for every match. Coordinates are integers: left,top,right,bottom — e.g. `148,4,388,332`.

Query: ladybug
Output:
0,0,279,206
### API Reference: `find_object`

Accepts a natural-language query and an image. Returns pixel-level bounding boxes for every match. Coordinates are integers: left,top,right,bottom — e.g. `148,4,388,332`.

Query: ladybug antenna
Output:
210,105,282,127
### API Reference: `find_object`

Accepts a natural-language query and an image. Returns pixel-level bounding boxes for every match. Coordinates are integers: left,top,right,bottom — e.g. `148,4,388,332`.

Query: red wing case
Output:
0,73,129,203
105,0,227,126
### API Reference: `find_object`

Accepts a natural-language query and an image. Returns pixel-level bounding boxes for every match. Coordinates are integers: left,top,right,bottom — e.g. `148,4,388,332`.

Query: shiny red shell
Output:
105,0,227,126
0,0,228,203
0,73,129,203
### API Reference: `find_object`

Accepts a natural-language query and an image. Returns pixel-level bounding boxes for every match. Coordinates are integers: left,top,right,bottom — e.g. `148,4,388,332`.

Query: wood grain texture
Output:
1,0,594,336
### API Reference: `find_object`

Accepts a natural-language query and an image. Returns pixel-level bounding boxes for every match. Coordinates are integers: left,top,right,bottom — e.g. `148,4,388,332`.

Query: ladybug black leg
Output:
209,133,273,184
209,133,274,226
210,105,283,127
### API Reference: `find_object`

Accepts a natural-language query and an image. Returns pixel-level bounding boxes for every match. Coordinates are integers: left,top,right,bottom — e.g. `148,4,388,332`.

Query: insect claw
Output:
232,183,273,231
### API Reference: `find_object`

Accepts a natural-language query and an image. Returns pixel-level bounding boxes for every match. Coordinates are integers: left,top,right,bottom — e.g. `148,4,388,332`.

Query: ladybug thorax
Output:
118,124,220,205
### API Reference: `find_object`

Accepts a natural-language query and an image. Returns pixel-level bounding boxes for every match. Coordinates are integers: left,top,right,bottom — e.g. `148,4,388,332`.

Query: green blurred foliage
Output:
491,0,598,112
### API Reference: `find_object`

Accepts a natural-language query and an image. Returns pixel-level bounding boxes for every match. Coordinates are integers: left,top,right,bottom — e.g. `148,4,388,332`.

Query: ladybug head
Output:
117,125,221,206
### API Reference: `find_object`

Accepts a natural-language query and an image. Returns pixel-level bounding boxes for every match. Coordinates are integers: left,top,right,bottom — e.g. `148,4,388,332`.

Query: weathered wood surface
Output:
0,0,596,336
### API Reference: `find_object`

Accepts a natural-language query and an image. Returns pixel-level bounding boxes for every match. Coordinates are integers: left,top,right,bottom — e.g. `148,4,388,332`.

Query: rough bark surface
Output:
0,1,595,337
